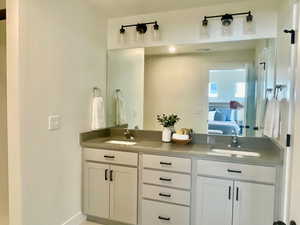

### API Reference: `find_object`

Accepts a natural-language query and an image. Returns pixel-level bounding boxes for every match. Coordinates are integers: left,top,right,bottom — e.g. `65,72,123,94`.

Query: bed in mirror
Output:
107,39,277,137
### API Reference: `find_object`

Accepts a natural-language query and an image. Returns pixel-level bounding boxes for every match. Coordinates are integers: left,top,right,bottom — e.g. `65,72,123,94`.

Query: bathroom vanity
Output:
80,128,282,225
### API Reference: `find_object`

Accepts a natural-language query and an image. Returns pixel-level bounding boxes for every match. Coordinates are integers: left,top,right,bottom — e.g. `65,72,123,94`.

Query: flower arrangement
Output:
157,114,180,128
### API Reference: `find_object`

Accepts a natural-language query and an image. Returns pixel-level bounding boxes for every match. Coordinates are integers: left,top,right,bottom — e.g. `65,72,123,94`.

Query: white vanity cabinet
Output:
196,160,275,225
83,148,138,225
141,154,191,225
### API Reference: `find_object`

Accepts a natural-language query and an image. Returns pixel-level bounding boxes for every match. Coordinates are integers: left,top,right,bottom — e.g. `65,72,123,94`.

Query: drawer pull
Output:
105,169,108,181
159,193,171,198
158,216,171,221
160,161,172,166
104,155,115,159
228,186,231,200
110,170,113,181
236,187,239,201
159,177,172,182
227,169,242,174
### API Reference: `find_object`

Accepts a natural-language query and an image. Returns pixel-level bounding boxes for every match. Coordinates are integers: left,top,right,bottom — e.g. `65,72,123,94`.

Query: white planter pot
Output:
162,127,172,143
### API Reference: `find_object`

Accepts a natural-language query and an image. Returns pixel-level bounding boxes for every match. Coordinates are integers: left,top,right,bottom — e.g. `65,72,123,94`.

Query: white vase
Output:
162,127,172,143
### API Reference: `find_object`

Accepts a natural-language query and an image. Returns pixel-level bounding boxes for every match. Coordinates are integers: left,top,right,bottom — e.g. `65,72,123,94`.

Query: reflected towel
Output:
279,98,289,144
91,96,106,130
115,93,127,126
263,98,280,138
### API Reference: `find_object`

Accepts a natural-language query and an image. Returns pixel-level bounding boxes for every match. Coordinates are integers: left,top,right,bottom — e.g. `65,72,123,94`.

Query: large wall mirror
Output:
107,39,276,137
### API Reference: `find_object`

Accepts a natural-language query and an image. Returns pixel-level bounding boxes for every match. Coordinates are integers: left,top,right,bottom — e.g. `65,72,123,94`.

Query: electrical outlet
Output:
48,115,61,131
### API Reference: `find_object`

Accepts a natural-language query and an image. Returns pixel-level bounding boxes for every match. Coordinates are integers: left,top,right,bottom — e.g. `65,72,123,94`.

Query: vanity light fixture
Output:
119,21,160,43
201,11,254,36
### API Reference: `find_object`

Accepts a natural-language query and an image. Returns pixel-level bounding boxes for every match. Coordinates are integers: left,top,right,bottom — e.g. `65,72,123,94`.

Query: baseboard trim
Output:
62,212,87,225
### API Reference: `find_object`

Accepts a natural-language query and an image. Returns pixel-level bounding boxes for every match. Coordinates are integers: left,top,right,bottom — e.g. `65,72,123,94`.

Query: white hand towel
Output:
91,96,106,130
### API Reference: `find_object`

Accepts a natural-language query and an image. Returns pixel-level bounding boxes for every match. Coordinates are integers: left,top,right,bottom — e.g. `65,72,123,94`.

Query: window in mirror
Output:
209,82,218,98
235,82,246,98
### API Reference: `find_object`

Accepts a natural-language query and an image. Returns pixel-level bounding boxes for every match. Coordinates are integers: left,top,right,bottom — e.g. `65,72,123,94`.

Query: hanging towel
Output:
279,98,289,144
263,98,280,138
91,96,106,130
115,92,127,126
273,99,281,138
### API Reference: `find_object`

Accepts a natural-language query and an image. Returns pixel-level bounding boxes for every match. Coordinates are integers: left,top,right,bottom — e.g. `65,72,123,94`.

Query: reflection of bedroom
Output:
208,68,249,136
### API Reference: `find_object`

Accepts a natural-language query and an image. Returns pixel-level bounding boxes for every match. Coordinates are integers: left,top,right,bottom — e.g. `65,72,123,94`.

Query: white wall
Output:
7,0,107,225
107,48,144,129
144,50,254,132
0,6,8,224
108,0,278,50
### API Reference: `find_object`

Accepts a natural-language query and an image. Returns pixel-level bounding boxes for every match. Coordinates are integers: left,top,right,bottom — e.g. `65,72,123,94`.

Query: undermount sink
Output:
211,149,261,157
105,140,137,146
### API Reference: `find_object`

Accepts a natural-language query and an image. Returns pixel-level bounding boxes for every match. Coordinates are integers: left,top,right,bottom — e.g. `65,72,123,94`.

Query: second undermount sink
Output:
212,149,261,157
105,140,137,146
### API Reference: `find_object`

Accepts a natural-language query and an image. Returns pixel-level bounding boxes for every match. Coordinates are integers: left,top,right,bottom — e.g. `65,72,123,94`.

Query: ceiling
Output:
145,39,261,55
88,0,245,18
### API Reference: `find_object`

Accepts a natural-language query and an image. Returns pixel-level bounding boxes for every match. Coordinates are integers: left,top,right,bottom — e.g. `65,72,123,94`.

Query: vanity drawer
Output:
142,200,190,225
84,148,138,166
143,184,190,206
143,169,191,189
143,154,191,173
197,160,276,183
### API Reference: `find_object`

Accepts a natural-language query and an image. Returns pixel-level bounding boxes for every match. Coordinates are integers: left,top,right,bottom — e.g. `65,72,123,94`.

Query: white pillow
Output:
208,111,216,121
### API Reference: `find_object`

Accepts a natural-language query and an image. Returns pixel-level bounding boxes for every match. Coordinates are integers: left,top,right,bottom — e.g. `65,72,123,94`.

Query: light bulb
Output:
169,46,176,53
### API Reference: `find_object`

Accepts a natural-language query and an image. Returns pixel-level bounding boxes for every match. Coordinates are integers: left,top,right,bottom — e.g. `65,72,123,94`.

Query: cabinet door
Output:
196,176,233,225
233,181,275,225
83,162,110,218
110,165,138,225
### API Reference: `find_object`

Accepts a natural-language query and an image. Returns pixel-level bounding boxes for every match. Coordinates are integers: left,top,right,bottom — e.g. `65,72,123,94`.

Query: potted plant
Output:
157,114,180,142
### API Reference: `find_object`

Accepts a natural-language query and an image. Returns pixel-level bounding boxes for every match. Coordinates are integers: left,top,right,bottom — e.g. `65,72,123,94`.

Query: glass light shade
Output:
243,18,256,35
222,24,233,36
119,32,127,44
152,28,160,41
200,25,209,38
136,31,144,42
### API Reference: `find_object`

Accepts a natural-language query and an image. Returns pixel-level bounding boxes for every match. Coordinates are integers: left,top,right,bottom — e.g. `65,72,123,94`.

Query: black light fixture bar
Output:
120,21,159,35
0,9,6,21
204,11,251,19
122,21,158,28
203,11,252,26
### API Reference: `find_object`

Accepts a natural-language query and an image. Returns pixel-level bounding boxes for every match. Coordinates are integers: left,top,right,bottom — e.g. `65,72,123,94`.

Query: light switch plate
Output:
48,115,61,131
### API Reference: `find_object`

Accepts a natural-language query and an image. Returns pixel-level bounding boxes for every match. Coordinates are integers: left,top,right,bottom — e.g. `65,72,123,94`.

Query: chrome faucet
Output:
124,129,135,140
229,132,240,148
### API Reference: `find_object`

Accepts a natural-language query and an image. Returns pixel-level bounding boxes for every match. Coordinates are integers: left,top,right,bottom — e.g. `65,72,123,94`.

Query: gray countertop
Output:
81,132,283,167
